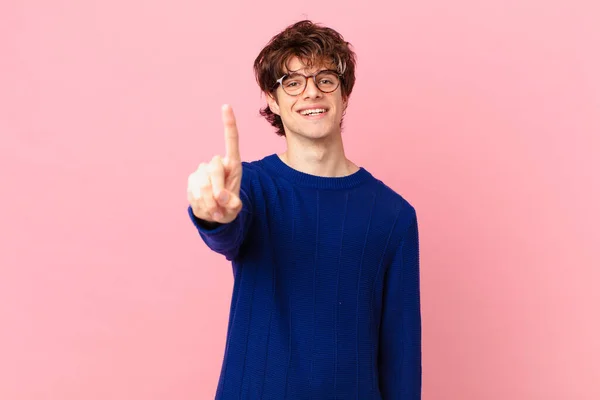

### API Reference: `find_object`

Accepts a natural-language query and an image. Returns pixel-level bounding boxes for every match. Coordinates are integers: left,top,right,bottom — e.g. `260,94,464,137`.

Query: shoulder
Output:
240,153,277,174
239,155,275,185
362,170,418,236
367,171,416,213
236,155,283,198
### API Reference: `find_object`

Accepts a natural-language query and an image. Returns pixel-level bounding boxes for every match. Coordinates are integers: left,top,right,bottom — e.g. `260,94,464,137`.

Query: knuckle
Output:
203,189,216,203
208,157,223,174
190,175,209,191
204,203,218,215
200,180,212,192
194,172,211,190
191,164,208,180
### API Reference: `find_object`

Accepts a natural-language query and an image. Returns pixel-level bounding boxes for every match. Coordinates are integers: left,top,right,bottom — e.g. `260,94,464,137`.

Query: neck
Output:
279,132,358,177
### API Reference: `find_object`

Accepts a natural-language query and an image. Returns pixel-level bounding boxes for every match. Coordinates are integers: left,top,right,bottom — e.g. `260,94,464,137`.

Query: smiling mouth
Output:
298,108,329,117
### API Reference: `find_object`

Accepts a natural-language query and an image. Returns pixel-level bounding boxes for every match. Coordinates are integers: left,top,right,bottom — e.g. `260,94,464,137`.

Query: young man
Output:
187,20,421,399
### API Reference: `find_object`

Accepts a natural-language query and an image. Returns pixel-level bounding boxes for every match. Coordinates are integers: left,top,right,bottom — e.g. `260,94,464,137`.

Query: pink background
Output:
1,0,599,399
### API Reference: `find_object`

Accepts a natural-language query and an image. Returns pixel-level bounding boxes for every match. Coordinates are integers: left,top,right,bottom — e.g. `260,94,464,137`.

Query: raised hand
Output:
188,104,243,224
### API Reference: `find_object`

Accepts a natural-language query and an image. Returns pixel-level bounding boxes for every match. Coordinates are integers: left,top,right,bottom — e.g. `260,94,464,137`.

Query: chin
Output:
284,118,341,139
298,129,334,140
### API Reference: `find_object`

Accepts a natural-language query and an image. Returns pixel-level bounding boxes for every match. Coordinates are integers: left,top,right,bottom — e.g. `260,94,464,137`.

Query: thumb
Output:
216,188,242,210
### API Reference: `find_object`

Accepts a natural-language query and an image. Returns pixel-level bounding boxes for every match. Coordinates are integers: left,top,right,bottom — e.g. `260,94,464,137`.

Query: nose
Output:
303,77,322,99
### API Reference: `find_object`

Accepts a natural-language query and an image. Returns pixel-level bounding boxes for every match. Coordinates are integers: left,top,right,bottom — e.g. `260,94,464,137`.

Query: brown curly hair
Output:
253,20,357,136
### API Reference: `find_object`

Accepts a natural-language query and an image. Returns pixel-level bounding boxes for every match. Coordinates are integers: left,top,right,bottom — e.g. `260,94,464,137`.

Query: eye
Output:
283,75,304,88
316,72,339,86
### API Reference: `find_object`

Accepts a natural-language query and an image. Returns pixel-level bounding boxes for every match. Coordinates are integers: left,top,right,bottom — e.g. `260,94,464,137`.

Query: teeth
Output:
300,108,326,115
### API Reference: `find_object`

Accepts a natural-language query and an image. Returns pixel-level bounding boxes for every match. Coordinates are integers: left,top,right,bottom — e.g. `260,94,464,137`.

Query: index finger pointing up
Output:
222,104,240,163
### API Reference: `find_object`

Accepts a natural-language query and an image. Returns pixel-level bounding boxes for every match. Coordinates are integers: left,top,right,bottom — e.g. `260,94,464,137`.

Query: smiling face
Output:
266,57,348,141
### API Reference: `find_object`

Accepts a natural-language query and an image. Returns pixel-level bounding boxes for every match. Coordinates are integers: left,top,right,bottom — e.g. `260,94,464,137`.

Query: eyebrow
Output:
286,68,333,75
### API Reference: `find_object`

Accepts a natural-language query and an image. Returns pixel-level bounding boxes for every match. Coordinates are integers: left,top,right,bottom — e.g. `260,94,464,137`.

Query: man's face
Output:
267,57,347,140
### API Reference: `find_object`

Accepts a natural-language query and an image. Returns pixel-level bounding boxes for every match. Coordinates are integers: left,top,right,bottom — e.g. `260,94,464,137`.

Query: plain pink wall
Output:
1,0,598,399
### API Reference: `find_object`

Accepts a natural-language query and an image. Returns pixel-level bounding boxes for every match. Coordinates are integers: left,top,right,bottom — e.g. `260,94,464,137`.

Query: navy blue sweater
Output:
188,154,421,399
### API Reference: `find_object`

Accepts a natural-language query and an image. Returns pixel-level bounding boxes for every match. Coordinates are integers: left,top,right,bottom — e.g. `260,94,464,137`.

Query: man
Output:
187,20,421,399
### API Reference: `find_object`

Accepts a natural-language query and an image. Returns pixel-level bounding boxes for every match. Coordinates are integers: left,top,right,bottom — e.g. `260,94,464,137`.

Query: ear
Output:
266,92,281,116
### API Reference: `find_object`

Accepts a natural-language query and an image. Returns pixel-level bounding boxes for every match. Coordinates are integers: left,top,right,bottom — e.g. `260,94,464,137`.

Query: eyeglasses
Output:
274,70,342,96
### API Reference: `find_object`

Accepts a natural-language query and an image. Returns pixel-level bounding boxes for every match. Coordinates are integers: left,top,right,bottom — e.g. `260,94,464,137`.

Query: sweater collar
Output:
259,153,373,190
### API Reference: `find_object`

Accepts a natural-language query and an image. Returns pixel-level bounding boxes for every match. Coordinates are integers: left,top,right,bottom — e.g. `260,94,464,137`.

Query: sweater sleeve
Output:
378,213,422,399
187,184,254,261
